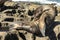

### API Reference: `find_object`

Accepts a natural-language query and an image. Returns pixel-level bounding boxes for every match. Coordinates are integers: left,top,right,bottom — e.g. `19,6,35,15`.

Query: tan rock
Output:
0,0,12,4
4,1,17,7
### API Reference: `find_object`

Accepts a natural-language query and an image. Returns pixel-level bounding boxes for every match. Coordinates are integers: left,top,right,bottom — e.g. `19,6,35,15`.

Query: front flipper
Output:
40,27,45,36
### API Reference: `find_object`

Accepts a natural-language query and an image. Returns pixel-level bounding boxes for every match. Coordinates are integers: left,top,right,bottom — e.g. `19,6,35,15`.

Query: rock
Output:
55,14,60,21
54,25,60,36
0,0,12,4
2,9,13,13
0,1,60,40
4,1,18,7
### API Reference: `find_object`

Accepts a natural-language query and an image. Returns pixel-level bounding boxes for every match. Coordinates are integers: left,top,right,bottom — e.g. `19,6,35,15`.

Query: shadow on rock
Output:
57,33,60,40
4,33,19,40
45,21,60,40
18,32,26,40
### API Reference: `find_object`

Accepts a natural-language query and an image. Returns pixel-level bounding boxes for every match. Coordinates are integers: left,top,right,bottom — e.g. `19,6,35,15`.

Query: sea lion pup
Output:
9,5,57,37
29,5,57,36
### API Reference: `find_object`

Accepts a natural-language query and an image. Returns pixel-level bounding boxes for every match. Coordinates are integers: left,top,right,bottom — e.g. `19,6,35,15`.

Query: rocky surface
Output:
0,1,60,40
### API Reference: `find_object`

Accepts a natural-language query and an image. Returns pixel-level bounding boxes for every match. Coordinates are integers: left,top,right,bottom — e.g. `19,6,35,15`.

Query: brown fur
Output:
32,5,56,28
29,5,57,36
